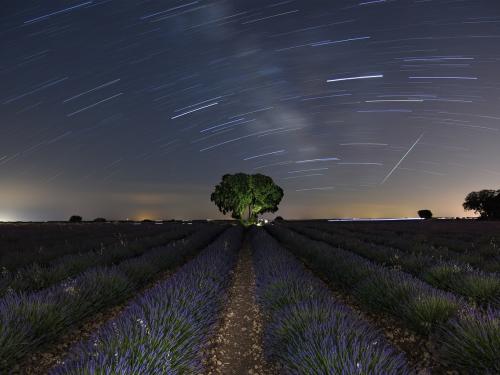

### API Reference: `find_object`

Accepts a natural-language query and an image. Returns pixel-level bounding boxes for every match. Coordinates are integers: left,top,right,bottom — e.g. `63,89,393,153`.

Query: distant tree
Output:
418,210,433,219
463,189,500,219
211,173,284,225
93,217,107,222
141,219,154,223
275,216,284,221
69,215,83,223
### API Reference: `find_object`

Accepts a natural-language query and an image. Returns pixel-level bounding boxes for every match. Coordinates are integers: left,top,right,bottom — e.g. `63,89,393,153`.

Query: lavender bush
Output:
304,222,500,273
51,226,243,374
267,224,500,373
290,224,500,307
438,307,500,373
251,228,411,374
0,224,226,371
0,224,196,296
0,222,181,271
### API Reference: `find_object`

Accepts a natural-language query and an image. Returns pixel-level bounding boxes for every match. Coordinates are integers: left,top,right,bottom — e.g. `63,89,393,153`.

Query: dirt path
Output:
204,241,276,375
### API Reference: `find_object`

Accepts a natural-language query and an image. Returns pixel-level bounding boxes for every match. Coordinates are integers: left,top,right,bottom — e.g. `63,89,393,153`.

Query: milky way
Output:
1,0,500,220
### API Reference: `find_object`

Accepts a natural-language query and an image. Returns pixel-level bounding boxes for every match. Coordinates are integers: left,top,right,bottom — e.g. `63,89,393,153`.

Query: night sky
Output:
1,0,500,221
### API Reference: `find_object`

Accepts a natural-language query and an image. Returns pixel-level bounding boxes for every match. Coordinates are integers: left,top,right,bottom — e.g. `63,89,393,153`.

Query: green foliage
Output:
463,189,500,219
353,273,413,317
439,308,500,373
423,264,462,289
404,294,459,334
210,173,284,225
457,274,500,306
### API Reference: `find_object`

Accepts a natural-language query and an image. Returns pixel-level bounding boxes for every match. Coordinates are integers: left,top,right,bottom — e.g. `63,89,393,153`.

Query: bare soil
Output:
203,241,277,375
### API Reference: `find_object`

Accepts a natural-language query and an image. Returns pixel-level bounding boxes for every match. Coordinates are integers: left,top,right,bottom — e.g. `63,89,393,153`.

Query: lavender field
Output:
3,0,500,373
0,220,499,374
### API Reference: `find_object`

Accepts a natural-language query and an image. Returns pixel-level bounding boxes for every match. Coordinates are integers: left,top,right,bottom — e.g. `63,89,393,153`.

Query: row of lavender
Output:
0,224,226,371
250,228,411,374
51,226,243,374
371,224,497,271
339,223,500,272
323,220,499,256
322,220,500,251
267,224,500,373
353,226,498,256
288,224,500,307
0,223,196,296
0,222,179,271
310,221,500,272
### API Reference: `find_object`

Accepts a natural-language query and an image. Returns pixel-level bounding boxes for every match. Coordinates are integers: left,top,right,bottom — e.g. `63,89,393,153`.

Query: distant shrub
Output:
418,210,433,219
275,216,284,221
69,215,82,223
93,217,107,222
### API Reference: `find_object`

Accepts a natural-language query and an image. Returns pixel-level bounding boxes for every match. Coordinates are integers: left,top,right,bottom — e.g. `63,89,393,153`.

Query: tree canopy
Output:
211,173,284,225
418,209,433,219
463,189,500,219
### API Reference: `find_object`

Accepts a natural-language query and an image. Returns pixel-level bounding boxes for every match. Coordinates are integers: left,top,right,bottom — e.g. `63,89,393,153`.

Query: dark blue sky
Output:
1,0,500,220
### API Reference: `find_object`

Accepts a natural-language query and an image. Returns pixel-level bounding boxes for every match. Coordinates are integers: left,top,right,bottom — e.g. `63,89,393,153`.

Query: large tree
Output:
463,189,500,219
211,173,284,225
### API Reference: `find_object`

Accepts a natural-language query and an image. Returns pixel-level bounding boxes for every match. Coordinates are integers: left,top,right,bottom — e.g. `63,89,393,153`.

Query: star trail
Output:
1,0,500,220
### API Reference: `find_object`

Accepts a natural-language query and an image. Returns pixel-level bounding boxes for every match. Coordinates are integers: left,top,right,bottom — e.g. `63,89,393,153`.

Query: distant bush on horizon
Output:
418,210,433,219
68,215,82,223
